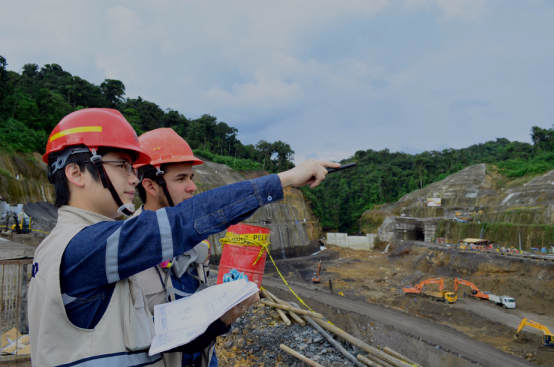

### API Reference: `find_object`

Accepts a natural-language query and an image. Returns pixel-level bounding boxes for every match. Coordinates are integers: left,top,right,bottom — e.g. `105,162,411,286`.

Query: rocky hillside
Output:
0,152,53,203
186,160,321,257
0,151,320,256
389,164,553,224
361,164,553,247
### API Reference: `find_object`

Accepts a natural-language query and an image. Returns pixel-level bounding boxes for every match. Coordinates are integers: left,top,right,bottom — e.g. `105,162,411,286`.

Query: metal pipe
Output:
260,299,324,319
303,314,365,367
312,318,414,367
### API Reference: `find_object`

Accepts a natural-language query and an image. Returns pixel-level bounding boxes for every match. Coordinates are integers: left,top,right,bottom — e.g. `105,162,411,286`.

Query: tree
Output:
100,79,126,108
0,55,8,84
69,76,105,107
531,126,553,152
272,140,294,171
22,63,39,79
255,140,273,171
121,97,165,132
186,114,218,150
36,88,73,131
0,55,10,119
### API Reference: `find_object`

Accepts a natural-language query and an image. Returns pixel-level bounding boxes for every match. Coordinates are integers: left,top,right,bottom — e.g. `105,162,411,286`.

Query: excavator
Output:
403,278,457,303
453,278,489,300
311,260,321,283
514,318,554,347
2,210,31,234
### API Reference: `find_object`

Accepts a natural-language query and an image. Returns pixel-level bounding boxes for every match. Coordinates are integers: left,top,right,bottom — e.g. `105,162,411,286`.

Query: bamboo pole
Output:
311,318,414,367
261,299,324,319
383,347,421,367
260,288,291,326
280,344,326,367
360,353,396,367
263,288,306,326
357,354,384,367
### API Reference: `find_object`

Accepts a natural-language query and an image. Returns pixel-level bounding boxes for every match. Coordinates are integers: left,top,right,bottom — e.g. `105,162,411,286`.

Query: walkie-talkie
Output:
326,162,357,174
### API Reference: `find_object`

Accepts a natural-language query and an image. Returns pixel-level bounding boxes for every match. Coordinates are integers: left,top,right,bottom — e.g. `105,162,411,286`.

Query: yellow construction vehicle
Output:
441,291,458,303
514,318,554,347
402,278,457,303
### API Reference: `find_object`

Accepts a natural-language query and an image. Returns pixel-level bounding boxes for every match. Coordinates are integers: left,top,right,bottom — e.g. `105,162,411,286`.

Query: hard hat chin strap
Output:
154,167,175,207
89,149,135,216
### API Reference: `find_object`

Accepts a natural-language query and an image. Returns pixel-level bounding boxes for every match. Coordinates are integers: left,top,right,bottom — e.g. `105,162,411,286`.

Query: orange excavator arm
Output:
403,277,444,294
454,278,489,300
311,260,321,283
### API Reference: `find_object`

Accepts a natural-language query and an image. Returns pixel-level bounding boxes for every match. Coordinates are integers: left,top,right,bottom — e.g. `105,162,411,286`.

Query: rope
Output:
219,232,317,314
0,224,50,235
31,228,50,234
264,248,318,314
218,233,270,266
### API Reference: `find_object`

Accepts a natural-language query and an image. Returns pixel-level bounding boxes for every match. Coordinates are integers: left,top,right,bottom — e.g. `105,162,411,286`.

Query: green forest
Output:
0,56,294,173
303,129,553,232
0,56,552,233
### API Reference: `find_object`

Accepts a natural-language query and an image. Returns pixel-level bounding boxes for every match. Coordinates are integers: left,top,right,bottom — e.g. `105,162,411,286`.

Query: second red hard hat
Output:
136,128,203,168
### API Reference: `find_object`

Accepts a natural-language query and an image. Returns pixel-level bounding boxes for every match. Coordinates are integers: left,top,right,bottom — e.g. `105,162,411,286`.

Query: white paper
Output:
149,279,259,355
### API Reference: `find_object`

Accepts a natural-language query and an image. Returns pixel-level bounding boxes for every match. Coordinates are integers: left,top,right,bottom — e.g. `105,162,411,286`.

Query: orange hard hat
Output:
136,128,203,168
43,108,150,165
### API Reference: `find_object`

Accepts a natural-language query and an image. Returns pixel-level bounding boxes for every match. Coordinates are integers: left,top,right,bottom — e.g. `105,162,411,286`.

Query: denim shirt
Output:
60,174,283,329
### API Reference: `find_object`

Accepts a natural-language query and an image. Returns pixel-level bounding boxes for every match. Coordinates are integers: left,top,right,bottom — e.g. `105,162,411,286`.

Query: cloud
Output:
1,0,551,165
404,0,487,20
204,77,303,121
106,6,143,40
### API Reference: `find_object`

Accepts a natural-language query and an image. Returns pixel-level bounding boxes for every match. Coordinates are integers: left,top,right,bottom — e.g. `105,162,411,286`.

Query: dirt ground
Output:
275,244,554,365
3,232,552,366
216,243,554,366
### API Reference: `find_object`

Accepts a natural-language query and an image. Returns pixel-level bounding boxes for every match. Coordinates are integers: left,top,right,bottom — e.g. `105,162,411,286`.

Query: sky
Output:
1,0,553,162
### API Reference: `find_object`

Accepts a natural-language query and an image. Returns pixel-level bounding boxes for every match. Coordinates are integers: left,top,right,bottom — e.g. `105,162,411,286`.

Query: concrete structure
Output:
326,232,375,251
378,216,441,243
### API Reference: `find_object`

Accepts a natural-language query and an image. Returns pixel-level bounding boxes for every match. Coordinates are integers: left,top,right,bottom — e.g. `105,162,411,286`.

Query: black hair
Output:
48,146,138,207
137,164,169,203
48,145,99,207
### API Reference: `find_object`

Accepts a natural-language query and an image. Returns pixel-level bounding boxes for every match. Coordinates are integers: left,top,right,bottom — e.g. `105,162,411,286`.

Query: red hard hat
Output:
43,108,150,165
136,128,203,168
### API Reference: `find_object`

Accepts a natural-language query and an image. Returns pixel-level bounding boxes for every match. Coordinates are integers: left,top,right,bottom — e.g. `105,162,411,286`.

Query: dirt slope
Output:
253,244,553,366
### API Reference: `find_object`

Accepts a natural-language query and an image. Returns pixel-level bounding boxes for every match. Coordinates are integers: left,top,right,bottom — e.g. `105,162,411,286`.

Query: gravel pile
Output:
216,302,361,366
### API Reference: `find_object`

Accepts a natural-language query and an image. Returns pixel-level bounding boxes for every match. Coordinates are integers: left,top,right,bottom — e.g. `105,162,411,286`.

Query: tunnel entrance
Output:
397,223,426,241
413,226,425,241
393,217,439,243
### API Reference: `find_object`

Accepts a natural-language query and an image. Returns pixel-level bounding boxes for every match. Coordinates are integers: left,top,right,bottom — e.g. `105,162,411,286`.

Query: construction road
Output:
263,277,535,367
452,298,554,337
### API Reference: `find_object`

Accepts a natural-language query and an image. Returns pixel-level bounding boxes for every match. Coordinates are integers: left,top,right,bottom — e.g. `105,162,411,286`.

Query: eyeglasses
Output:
102,160,138,177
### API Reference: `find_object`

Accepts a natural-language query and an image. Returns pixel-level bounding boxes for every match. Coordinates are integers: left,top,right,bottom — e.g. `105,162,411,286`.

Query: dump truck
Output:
488,294,516,309
422,290,458,303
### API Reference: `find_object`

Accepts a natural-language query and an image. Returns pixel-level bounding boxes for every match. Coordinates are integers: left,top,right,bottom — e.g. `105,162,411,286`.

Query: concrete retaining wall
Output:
326,232,375,251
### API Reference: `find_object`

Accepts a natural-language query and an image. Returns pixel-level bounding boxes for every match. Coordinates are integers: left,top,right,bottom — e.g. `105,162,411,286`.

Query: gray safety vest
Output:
131,207,214,367
28,206,163,366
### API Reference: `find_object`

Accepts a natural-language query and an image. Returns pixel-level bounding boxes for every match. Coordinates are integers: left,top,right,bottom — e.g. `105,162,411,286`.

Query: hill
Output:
303,128,553,233
367,164,553,249
0,55,293,173
0,150,321,257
